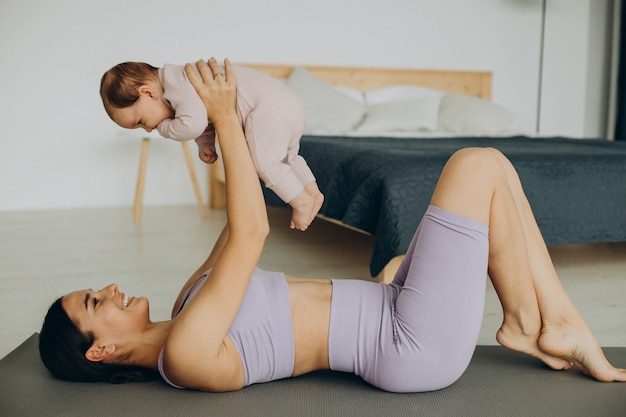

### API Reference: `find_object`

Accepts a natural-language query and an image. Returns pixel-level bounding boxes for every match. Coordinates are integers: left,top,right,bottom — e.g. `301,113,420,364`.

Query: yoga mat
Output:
1,334,624,417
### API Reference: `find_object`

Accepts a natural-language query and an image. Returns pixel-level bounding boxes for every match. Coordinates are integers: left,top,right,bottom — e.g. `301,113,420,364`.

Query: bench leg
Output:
181,141,206,217
133,138,150,224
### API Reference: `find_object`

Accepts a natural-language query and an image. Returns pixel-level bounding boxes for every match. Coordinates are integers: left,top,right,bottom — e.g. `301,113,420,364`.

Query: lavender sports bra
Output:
157,267,295,388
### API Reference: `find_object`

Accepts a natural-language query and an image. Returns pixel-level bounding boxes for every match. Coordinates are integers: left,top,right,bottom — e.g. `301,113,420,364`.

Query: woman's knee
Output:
449,147,501,172
443,147,508,190
431,148,507,223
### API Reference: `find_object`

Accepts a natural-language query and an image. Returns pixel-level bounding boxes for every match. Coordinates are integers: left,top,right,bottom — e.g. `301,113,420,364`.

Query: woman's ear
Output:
85,343,116,363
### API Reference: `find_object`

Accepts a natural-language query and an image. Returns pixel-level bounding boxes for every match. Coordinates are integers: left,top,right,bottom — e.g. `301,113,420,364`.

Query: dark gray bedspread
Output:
262,136,626,276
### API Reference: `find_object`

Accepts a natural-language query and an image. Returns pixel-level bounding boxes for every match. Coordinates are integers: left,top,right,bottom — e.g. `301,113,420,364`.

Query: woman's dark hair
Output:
100,62,159,117
39,297,159,384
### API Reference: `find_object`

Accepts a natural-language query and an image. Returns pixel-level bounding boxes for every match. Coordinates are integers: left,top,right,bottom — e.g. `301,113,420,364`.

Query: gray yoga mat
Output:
1,333,625,417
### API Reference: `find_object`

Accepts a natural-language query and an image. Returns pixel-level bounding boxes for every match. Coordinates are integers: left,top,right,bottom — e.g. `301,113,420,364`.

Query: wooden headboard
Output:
241,64,492,99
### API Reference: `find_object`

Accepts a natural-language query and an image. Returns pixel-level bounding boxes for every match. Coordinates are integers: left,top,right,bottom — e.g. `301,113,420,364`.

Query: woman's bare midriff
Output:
285,275,333,376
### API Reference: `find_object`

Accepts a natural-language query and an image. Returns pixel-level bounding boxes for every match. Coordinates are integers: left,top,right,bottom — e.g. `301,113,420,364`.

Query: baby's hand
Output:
199,148,218,164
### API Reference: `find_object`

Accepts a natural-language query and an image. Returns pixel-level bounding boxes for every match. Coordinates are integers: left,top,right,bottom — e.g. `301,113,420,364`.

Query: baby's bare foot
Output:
304,182,324,224
496,323,573,371
538,324,626,382
306,191,324,224
289,185,324,231
289,192,314,231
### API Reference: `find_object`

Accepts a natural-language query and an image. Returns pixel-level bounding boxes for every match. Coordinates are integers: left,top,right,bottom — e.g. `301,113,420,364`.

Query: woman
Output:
39,58,626,392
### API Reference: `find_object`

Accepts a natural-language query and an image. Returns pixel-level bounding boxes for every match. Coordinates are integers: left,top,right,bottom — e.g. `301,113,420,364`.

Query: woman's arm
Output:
163,58,269,391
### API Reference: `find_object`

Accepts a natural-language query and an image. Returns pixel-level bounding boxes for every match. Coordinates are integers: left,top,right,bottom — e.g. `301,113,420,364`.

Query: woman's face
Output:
62,284,150,351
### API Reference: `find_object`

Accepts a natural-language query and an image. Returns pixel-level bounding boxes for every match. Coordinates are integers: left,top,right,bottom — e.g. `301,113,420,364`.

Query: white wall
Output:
583,0,614,137
0,0,613,211
540,0,614,137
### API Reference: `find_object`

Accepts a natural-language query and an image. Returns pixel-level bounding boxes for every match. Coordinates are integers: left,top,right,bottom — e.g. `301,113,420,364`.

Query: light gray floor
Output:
1,206,625,359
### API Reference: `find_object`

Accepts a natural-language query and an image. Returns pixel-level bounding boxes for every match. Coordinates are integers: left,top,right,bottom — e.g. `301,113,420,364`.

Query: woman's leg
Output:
430,147,626,381
429,148,568,369
482,148,626,381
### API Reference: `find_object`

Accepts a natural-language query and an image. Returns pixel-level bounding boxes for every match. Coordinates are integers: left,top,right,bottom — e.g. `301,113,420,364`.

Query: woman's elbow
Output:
236,217,270,242
257,221,270,241
234,227,268,255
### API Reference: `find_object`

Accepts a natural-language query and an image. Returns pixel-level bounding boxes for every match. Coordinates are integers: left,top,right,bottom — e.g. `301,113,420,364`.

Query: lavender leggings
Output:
328,205,489,392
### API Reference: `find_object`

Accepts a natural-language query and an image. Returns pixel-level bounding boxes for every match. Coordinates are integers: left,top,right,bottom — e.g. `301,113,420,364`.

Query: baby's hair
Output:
100,62,159,117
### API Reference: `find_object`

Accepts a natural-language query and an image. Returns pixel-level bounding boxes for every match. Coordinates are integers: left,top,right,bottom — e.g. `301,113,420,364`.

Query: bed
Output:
209,64,626,281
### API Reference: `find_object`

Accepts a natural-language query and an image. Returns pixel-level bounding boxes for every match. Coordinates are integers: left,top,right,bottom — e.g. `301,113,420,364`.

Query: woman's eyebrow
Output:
84,293,90,311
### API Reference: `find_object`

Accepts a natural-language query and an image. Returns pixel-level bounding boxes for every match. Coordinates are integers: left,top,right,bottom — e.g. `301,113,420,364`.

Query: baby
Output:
100,61,324,231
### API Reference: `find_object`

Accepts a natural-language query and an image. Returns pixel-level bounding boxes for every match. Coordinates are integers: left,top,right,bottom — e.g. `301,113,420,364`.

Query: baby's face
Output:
111,96,173,133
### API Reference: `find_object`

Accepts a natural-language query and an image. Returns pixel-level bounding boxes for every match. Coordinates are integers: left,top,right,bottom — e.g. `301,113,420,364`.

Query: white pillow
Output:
438,94,517,135
355,97,441,133
336,86,365,104
278,78,364,103
365,85,444,106
285,67,366,134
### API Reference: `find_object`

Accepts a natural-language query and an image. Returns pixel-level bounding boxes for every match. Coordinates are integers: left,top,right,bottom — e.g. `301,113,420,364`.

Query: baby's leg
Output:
257,161,320,231
244,110,323,230
256,158,321,231
285,144,324,230
282,154,324,231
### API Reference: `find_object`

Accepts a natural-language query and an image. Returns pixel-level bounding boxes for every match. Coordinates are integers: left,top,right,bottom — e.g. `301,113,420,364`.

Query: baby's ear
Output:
137,85,158,99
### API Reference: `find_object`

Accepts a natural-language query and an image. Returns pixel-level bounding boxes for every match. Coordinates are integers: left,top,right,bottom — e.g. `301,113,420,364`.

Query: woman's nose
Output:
102,284,118,296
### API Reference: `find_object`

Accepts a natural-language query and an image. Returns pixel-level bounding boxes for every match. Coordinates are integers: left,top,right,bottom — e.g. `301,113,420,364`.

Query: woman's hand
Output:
184,58,237,127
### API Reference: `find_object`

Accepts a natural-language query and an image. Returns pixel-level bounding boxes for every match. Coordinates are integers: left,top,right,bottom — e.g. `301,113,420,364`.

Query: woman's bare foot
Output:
497,322,573,371
289,183,324,231
538,323,626,382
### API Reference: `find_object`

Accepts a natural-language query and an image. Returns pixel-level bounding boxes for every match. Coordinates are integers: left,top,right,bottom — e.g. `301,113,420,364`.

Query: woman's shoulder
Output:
160,335,245,392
